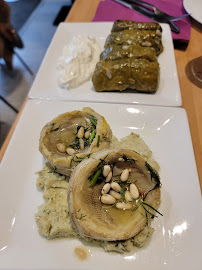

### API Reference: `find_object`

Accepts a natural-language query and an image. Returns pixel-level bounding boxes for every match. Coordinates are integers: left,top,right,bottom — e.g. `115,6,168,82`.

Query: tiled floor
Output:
0,0,71,148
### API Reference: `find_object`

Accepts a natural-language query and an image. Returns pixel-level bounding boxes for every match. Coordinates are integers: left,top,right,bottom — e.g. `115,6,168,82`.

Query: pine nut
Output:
106,171,112,182
77,126,84,139
120,169,129,182
79,138,84,150
130,184,139,199
125,190,133,202
56,143,66,153
84,130,91,139
156,29,162,37
101,194,116,204
118,157,124,161
101,183,111,195
122,45,129,50
103,165,111,177
111,182,121,192
66,147,76,156
110,190,121,200
116,202,132,210
142,41,152,47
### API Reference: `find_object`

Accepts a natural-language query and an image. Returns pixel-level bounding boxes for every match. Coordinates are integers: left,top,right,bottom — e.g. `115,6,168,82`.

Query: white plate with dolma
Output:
29,22,181,106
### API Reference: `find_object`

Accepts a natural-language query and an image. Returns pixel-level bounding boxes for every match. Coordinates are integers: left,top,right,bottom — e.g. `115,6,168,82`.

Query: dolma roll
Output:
112,20,162,34
105,29,163,56
100,44,157,62
92,58,159,92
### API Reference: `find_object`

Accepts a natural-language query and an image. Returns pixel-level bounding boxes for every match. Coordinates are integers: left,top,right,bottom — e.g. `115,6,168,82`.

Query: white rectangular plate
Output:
0,100,201,269
29,22,181,106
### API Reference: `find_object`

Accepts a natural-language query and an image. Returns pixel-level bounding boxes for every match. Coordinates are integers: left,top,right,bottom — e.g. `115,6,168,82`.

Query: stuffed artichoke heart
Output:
39,107,112,176
68,149,161,241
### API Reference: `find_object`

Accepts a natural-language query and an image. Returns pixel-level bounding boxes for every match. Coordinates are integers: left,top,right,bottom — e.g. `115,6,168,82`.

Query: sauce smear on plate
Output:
74,247,88,261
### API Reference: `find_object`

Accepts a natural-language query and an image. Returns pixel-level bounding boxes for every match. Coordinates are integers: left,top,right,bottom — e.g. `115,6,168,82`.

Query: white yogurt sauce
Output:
56,35,101,89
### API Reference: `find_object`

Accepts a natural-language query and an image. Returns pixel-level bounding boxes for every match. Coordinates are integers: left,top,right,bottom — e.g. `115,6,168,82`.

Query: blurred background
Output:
0,0,73,148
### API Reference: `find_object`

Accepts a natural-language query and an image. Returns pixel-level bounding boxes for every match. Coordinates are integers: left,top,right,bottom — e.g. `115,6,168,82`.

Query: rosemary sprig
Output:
114,179,133,185
70,153,91,166
142,204,158,219
97,155,108,168
122,154,135,164
142,202,163,216
144,207,149,226
79,214,87,220
70,155,84,166
145,161,161,185
143,185,160,201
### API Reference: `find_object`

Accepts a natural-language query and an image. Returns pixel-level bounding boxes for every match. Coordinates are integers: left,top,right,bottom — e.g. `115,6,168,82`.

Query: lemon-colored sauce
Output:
46,115,90,152
103,202,138,226
74,247,88,261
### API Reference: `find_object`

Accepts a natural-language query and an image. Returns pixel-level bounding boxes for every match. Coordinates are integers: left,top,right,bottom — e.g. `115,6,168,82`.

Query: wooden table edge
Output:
0,97,28,163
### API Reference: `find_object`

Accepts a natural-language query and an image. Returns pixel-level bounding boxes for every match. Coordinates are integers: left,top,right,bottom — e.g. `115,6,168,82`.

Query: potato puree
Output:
35,133,159,252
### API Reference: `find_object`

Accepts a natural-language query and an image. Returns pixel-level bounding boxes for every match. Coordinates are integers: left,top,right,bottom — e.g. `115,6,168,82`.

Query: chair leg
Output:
0,95,19,113
14,50,34,76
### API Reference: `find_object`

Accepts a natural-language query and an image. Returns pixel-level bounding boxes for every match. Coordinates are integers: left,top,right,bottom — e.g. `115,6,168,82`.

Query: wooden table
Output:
1,0,202,193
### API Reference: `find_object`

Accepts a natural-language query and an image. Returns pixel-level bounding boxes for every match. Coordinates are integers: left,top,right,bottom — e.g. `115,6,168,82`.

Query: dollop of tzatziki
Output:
57,35,101,89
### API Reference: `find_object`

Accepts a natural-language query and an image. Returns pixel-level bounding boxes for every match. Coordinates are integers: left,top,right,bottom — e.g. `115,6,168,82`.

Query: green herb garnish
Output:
122,154,135,164
79,214,87,220
97,135,100,147
145,162,160,185
89,130,96,143
89,169,102,186
70,155,83,166
68,137,80,149
89,116,97,126
142,202,163,216
114,179,133,185
97,155,108,168
120,186,127,201
142,204,158,219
